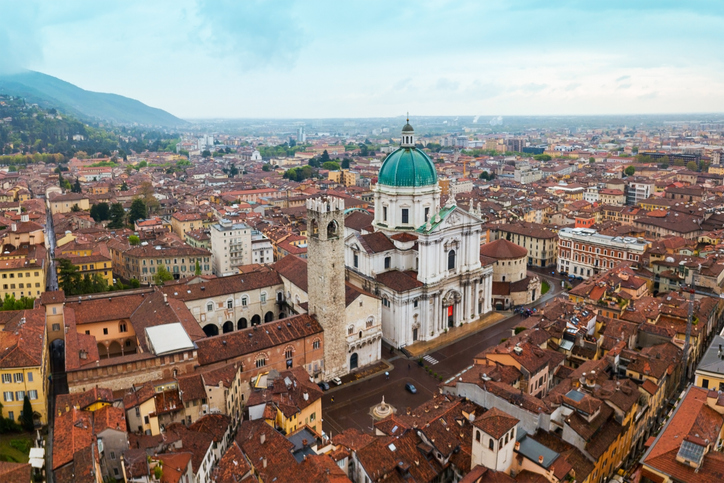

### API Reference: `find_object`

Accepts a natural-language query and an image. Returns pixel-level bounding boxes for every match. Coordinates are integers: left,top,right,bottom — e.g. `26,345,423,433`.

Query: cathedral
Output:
344,120,494,350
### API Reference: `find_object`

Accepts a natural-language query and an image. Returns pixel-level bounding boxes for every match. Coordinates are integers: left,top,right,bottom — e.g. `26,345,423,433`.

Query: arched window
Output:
327,220,338,238
348,325,355,335
448,250,456,270
312,338,321,350
227,299,233,309
241,296,248,306
206,302,213,312
284,346,293,359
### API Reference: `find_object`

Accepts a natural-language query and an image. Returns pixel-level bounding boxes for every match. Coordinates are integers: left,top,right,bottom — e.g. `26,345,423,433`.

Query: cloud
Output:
638,91,658,99
616,75,631,82
192,0,307,70
564,83,582,91
435,78,459,91
617,83,632,90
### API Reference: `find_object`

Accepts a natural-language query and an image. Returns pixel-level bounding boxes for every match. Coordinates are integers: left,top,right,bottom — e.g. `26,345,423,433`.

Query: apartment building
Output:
492,222,558,267
111,243,212,284
557,227,650,279
210,219,273,276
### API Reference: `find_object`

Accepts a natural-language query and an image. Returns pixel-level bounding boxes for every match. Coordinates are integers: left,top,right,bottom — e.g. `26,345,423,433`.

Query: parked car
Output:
405,383,417,394
331,377,343,386
318,382,330,391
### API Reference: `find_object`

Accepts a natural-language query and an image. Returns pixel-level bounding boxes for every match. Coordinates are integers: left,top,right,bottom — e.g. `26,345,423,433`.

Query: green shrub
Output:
10,439,31,453
514,327,525,335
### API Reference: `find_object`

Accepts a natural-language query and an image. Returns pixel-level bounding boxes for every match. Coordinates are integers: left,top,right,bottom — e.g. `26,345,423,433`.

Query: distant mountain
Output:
0,71,187,127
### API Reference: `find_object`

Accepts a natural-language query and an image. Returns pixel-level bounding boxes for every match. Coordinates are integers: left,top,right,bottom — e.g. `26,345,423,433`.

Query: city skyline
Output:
2,1,724,119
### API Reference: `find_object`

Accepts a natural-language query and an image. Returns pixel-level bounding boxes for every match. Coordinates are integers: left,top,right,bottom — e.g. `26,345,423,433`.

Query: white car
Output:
331,377,343,386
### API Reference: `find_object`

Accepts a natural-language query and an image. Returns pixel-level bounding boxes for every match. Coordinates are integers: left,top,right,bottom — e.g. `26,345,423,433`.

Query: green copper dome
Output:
378,147,438,187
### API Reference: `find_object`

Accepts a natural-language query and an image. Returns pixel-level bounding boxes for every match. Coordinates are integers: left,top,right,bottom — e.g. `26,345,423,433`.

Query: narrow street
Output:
45,206,58,291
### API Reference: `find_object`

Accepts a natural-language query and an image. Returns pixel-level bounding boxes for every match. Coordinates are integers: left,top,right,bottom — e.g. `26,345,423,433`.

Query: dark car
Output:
318,382,330,391
405,383,417,394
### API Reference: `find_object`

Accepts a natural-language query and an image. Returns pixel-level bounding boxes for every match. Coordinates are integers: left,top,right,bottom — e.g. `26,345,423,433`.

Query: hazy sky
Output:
1,0,723,119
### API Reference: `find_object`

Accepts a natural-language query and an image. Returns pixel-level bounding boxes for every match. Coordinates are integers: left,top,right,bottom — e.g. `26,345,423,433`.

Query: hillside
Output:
0,71,187,128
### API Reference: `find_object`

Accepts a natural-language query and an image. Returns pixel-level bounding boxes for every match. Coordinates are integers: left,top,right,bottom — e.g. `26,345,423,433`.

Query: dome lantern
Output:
401,113,415,147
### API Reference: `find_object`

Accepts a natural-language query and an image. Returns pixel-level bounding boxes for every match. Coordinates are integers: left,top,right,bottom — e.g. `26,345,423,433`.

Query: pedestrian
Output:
331,397,334,403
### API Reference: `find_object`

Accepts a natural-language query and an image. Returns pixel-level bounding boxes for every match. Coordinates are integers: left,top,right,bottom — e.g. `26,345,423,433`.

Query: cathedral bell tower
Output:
306,196,347,380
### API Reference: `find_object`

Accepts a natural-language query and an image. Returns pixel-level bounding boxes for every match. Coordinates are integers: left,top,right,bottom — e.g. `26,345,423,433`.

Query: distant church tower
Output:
306,196,347,379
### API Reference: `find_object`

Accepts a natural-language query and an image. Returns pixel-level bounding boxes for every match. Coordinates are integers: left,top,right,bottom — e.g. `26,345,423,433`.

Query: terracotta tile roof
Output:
210,441,253,483
473,407,519,439
177,373,206,402
66,293,145,324
163,423,214,473
52,407,93,470
56,387,114,412
130,291,206,351
480,238,527,260
157,452,193,483
0,462,30,483
201,363,239,389
161,270,282,302
274,254,308,292
92,405,126,433
189,414,231,443
356,232,395,254
376,270,423,292
0,308,46,368
235,420,297,483
195,314,323,366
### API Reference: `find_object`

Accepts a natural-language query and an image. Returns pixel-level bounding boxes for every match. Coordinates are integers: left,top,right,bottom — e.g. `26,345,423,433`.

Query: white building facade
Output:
210,219,273,276
345,121,494,350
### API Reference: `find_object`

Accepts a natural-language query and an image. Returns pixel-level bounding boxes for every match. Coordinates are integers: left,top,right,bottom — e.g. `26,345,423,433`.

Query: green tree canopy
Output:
201,149,211,157
20,396,34,431
589,157,595,164
107,203,126,229
90,202,110,222
128,198,147,226
322,161,340,171
71,178,82,193
120,181,129,191
70,204,81,212
533,154,551,162
129,235,140,246
686,161,698,171
341,158,352,169
262,164,272,172
479,171,490,180
320,150,330,163
154,265,173,285
0,294,35,311
624,165,635,176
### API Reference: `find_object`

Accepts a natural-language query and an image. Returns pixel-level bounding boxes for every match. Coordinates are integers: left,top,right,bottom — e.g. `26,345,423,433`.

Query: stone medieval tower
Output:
306,196,347,380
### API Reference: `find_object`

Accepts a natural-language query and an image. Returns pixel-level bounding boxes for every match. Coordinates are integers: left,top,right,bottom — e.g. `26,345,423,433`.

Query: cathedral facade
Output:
345,121,494,350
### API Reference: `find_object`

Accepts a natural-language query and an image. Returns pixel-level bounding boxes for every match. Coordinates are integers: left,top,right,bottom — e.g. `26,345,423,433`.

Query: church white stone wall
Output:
345,121,494,350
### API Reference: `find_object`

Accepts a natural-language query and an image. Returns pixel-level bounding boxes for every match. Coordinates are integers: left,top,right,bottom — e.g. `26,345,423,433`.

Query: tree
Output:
107,203,126,229
201,149,211,158
686,161,698,171
71,178,82,193
128,198,147,226
20,396,34,431
139,182,159,213
0,294,35,311
320,150,330,163
589,157,595,164
195,260,201,276
129,278,140,288
129,235,140,246
120,181,129,191
674,158,685,167
90,202,110,222
624,165,635,176
57,258,81,295
322,161,340,171
533,154,552,162
138,160,148,168
262,164,272,172
341,158,352,169
71,204,81,212
154,265,173,285
479,171,490,180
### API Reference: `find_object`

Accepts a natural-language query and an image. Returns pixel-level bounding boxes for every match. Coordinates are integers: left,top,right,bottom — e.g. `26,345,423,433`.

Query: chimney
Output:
538,455,544,464
515,441,520,451
260,433,265,445
163,293,168,305
263,458,267,468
